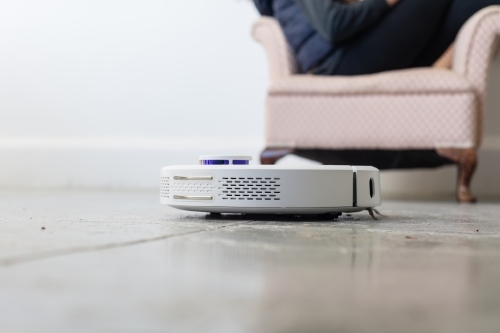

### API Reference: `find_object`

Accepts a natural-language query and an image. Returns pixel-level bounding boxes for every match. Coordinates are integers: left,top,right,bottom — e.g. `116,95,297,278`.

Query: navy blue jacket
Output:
254,0,389,73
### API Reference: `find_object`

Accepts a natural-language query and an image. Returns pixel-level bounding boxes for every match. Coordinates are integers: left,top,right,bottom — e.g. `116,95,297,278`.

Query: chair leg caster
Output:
436,148,477,203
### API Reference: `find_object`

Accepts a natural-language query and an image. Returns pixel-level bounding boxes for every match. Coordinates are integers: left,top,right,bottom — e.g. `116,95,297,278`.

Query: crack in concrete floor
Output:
0,221,248,267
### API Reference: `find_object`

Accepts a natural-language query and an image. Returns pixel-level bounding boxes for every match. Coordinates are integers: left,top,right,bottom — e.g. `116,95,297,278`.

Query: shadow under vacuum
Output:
203,212,349,222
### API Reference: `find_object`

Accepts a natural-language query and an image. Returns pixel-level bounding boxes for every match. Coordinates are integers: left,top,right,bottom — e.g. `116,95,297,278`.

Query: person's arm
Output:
294,0,395,43
254,0,274,16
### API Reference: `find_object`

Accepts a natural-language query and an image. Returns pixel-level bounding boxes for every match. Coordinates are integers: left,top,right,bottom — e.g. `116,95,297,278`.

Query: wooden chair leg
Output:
260,148,294,165
436,148,477,203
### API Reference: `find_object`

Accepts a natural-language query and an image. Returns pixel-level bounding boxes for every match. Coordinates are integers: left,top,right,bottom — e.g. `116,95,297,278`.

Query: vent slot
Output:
160,176,170,199
218,177,281,201
170,179,216,194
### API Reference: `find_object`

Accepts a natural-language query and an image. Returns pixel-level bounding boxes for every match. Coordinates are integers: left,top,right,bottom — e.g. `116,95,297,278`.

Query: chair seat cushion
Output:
269,68,474,95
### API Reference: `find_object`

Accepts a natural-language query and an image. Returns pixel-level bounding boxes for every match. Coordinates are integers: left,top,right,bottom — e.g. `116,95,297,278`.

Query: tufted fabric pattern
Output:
252,17,299,83
253,7,500,150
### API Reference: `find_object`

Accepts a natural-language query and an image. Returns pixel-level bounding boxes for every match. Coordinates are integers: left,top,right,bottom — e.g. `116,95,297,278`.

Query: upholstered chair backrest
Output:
252,17,299,83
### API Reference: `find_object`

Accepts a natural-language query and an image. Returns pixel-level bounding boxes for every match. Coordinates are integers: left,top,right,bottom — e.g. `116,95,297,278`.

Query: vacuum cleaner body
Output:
160,156,381,214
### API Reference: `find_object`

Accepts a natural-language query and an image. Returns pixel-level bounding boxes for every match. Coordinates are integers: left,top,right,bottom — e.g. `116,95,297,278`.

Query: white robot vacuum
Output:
160,155,381,216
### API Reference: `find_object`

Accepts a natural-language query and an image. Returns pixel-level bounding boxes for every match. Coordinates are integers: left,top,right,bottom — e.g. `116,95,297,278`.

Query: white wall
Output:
0,0,266,188
0,0,499,199
0,0,265,138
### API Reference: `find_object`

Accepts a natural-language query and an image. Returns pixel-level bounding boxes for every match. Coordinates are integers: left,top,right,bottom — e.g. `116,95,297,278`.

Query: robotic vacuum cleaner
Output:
160,155,381,215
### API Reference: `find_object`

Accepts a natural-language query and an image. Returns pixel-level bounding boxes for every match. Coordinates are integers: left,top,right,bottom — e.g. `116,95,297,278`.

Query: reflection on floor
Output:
1,190,499,333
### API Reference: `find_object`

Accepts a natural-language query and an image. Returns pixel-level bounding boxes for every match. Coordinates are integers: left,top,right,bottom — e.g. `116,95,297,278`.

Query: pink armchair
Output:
253,6,500,202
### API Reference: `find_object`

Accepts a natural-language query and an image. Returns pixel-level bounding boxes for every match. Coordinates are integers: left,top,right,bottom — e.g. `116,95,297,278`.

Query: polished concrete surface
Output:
1,190,500,333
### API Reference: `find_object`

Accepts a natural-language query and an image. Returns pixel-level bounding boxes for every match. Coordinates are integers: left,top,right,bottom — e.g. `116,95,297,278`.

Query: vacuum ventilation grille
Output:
160,176,170,198
219,177,281,201
169,182,216,193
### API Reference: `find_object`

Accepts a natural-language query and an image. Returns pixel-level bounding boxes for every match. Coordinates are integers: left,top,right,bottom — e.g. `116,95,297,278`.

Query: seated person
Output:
254,0,500,75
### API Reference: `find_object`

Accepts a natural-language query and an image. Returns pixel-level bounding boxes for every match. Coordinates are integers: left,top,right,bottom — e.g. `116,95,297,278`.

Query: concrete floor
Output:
1,190,500,333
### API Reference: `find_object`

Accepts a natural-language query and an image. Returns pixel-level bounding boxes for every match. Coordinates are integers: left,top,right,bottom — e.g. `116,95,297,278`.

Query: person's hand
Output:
386,0,399,6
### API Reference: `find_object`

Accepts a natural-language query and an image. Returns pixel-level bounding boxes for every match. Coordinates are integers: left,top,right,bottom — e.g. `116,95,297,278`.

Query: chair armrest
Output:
252,17,299,83
453,6,500,100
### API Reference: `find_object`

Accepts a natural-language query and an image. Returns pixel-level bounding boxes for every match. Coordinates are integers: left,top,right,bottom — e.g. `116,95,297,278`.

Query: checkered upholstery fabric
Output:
454,6,500,100
269,68,472,95
266,93,477,149
253,6,500,150
252,17,299,83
